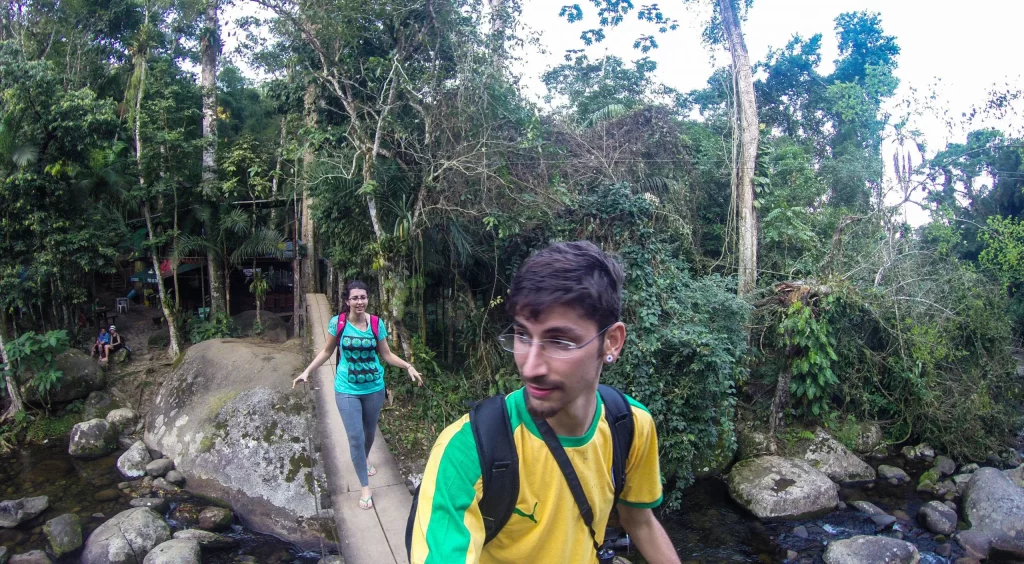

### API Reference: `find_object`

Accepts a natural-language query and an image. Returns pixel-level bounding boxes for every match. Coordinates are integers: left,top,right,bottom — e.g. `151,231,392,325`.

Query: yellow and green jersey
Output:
410,387,663,564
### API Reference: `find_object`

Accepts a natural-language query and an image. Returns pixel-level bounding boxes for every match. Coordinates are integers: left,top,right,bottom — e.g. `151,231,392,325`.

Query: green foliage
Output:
779,299,839,417
2,330,69,402
25,411,80,443
187,312,238,344
979,215,1024,290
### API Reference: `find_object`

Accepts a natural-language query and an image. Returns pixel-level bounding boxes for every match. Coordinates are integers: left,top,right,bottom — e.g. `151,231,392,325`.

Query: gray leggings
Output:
335,389,386,487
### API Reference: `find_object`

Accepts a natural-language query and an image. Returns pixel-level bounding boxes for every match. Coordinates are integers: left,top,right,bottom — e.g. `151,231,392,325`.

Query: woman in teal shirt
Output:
294,281,422,509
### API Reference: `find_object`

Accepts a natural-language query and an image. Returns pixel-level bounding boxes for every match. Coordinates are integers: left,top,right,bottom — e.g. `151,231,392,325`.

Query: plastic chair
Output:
116,297,129,313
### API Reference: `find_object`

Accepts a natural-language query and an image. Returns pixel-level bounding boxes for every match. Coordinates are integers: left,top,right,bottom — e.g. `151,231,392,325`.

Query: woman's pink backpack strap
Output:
337,313,382,342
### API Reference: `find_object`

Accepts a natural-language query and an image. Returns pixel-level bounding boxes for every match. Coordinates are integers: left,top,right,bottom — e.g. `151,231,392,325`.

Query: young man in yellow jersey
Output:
410,241,680,563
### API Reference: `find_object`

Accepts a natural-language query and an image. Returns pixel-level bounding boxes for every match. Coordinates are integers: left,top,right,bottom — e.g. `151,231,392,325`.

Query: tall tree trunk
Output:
0,308,26,421
143,202,181,357
201,0,225,314
718,0,759,296
301,83,318,294
270,116,286,226
132,34,182,358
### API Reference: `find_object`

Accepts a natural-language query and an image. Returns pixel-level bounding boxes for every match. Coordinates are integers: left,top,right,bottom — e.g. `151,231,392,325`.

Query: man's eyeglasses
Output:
498,324,613,359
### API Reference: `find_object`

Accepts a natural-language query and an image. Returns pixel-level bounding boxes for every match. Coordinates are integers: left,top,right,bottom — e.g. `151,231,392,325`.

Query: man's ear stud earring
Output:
606,355,615,363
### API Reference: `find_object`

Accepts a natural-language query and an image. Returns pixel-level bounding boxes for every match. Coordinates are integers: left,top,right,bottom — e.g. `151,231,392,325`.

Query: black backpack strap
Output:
532,413,604,559
470,394,519,544
598,384,635,503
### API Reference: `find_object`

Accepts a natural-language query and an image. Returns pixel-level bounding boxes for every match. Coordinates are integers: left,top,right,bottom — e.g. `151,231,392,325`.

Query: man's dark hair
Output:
507,241,624,330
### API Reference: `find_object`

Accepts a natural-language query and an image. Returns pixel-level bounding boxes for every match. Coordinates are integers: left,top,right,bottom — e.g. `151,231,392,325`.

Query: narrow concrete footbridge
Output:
305,293,412,564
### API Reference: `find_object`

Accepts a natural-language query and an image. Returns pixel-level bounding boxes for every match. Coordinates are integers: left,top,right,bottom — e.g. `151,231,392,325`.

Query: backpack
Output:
334,313,381,364
404,384,635,556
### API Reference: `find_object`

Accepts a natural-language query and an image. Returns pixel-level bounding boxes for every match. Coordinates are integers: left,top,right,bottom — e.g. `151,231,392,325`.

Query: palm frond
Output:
10,144,38,168
635,176,674,198
171,234,218,261
230,228,286,265
586,104,628,128
220,208,251,234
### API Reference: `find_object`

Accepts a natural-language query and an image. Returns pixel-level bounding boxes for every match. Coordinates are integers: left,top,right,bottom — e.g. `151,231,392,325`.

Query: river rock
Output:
0,547,7,564
129,498,168,512
737,428,772,460
81,507,171,564
794,428,876,483
107,408,140,433
151,478,179,494
792,525,808,538
143,339,322,549
962,466,1024,558
727,456,839,521
934,455,957,477
1003,463,1024,488
117,441,153,478
877,465,910,485
871,514,898,530
317,557,343,564
919,501,957,535
21,349,105,404
955,530,991,560
164,471,185,486
7,551,51,564
43,513,82,557
68,419,117,459
142,539,200,564
960,463,980,474
198,507,232,531
94,489,120,502
0,496,49,528
82,391,116,420
823,535,919,564
851,501,887,516
145,459,173,478
852,422,884,454
952,474,973,495
901,443,935,462
173,528,240,549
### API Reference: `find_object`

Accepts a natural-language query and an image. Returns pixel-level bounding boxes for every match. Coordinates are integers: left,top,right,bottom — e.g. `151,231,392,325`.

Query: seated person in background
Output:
103,326,123,361
91,327,110,359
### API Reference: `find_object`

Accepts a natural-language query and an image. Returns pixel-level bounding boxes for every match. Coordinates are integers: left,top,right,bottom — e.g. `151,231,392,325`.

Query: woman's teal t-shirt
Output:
328,314,388,395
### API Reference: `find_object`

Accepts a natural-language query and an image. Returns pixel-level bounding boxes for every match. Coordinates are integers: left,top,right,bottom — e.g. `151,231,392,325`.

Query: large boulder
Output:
69,418,117,459
143,339,323,549
141,539,200,564
727,456,839,521
823,535,920,564
793,428,876,484
43,513,83,557
21,349,105,404
0,496,49,528
962,466,1024,558
107,408,141,434
851,421,884,454
81,507,171,564
231,311,290,343
919,501,957,535
117,441,153,479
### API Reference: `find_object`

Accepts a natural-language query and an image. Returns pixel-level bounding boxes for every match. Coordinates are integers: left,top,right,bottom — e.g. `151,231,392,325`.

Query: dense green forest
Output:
2,0,1022,506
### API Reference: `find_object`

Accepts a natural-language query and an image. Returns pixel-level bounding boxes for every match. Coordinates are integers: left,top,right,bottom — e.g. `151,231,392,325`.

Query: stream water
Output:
0,441,325,563
0,441,980,563
633,457,972,564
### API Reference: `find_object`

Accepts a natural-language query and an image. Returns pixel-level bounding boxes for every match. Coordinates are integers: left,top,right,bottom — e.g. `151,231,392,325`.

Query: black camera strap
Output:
532,413,604,560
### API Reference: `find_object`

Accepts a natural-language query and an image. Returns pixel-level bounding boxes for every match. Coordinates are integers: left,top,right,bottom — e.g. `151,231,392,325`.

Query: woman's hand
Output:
407,365,423,387
292,370,310,388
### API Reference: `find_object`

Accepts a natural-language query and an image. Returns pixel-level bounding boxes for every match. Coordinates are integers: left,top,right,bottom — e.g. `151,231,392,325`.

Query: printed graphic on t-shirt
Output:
341,335,380,383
